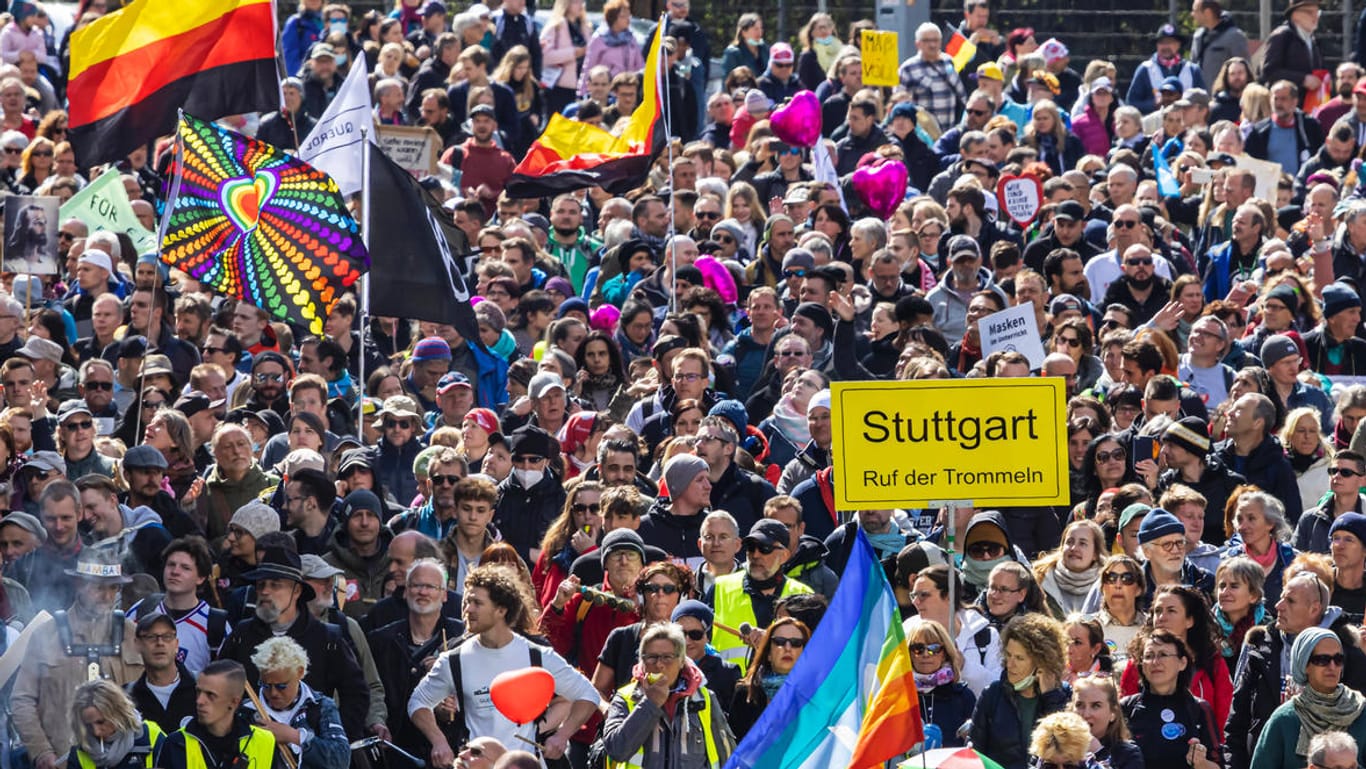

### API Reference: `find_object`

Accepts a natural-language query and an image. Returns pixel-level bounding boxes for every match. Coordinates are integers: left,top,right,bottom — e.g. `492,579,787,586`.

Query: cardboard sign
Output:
861,30,900,87
377,125,440,177
980,302,1047,369
1234,154,1282,204
997,174,1042,228
831,379,1068,509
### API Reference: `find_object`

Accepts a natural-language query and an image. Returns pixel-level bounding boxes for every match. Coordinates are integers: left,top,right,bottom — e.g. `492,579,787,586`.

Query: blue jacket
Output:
969,678,1071,769
243,685,349,769
1201,239,1255,301
282,10,324,77
719,328,769,400
370,437,424,507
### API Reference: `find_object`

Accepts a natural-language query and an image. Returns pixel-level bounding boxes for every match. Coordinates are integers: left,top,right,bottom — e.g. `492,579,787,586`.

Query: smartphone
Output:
1133,436,1158,470
1189,167,1215,185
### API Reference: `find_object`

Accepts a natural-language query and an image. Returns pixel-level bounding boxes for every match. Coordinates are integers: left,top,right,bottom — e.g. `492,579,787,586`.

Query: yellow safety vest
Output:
181,725,276,769
710,572,811,673
76,722,166,769
606,681,721,769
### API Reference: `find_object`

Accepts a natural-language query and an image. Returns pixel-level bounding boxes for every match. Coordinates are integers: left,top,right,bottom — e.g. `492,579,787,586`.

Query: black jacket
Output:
1156,456,1247,546
1224,611,1366,769
637,499,707,564
367,615,466,757
358,586,463,633
1125,688,1221,769
1244,110,1324,174
495,469,568,563
126,662,197,734
920,682,976,748
1214,435,1304,523
219,608,370,738
1302,326,1366,376
969,678,1071,769
405,58,452,122
1260,22,1325,92
834,124,889,177
709,463,775,536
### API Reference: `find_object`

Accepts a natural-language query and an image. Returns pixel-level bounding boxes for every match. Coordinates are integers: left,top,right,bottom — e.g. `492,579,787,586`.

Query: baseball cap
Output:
78,249,114,275
437,371,472,394
1054,200,1085,222
771,42,795,64
976,61,1004,81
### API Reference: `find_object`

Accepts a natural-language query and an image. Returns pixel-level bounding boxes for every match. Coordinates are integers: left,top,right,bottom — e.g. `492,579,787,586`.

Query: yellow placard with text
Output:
831,379,1068,509
861,30,900,87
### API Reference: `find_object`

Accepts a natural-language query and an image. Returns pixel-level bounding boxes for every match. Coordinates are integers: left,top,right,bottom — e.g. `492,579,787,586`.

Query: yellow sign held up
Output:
831,379,1068,509
861,30,900,87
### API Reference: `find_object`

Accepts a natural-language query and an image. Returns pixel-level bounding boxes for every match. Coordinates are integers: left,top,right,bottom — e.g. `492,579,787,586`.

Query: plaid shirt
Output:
899,54,967,130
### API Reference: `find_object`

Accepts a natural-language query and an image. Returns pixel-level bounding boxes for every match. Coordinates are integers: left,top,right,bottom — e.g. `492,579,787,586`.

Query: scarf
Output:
598,26,635,47
84,726,138,768
770,394,811,445
1043,562,1102,614
962,554,1008,589
913,664,956,692
866,530,907,560
1289,445,1324,473
1294,684,1366,755
812,37,842,72
761,671,788,699
616,328,654,362
1334,419,1354,451
490,328,518,361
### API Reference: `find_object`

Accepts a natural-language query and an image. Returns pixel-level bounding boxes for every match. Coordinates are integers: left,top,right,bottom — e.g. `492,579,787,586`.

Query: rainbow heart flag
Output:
159,113,369,334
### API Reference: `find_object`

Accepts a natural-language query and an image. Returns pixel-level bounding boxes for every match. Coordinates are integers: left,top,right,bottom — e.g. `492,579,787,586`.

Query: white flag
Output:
811,140,847,212
299,58,375,196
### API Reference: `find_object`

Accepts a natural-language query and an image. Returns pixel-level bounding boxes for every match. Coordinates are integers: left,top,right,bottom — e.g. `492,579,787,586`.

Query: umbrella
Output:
899,747,1008,769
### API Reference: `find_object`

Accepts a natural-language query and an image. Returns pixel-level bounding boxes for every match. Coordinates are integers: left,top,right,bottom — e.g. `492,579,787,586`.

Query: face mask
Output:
815,35,835,45
336,54,348,67
513,467,545,487
747,37,763,47
329,20,347,35
1012,672,1037,691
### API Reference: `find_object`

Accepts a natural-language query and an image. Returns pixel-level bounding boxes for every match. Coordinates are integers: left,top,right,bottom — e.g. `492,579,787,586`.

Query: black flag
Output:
365,144,479,343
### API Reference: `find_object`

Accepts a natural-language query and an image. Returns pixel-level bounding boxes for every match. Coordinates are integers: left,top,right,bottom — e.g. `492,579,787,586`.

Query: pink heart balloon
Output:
851,160,908,219
769,91,821,148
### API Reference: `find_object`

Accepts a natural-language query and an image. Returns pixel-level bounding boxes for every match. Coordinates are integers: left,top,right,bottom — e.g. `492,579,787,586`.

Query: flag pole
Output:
357,128,371,431
659,16,677,315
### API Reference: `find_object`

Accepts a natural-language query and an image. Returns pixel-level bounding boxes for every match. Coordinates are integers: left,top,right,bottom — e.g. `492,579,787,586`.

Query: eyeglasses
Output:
408,582,443,593
260,681,292,692
83,380,113,390
987,583,1023,594
572,502,601,514
1055,336,1082,348
1124,257,1154,266
1114,220,1139,229
512,454,545,465
1309,653,1347,667
1330,466,1363,478
683,628,707,640
62,420,93,432
1103,572,1137,585
1096,448,1126,463
226,525,250,539
909,642,945,656
383,418,413,430
430,473,461,486
254,372,285,383
1150,539,1186,553
642,653,679,664
966,108,990,117
782,269,806,279
136,632,177,643
770,636,806,649
966,542,1005,558
640,583,680,595
673,372,704,383
1140,651,1179,663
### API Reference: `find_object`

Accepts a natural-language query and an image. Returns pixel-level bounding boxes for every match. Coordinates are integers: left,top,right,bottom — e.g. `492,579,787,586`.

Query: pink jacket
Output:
540,18,589,91
1070,102,1113,158
579,30,644,95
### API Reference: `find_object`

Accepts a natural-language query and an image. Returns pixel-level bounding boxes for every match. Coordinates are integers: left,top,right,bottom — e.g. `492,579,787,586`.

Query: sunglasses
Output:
1055,336,1082,348
30,151,51,157
1330,467,1363,478
430,473,461,486
782,269,806,278
572,502,601,514
62,420,93,432
83,380,114,390
966,542,1005,558
909,642,945,656
780,146,801,155
1103,571,1138,585
1309,653,1347,667
254,372,285,383
683,628,707,641
695,211,721,220
716,235,735,244
966,108,990,117
777,350,806,358
640,583,680,595
770,636,806,649
1114,220,1139,229
513,454,545,464
1125,257,1154,266
746,541,779,555
383,419,413,430
260,681,292,692
1096,448,1126,463
202,346,227,355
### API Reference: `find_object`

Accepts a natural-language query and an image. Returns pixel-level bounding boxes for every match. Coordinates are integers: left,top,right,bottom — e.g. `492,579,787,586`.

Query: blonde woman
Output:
67,679,166,769
540,0,591,115
724,181,765,257
905,618,976,750
491,45,543,156
1022,99,1081,176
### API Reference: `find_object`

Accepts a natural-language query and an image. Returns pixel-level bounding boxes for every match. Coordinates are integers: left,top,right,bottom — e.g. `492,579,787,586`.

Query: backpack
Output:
445,635,546,748
134,594,229,653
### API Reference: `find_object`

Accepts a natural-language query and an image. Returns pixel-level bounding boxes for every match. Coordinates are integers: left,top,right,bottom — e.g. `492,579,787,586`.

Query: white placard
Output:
980,302,1047,370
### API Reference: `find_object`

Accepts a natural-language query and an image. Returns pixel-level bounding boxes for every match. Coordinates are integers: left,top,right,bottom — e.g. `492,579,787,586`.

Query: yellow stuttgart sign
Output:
831,378,1069,509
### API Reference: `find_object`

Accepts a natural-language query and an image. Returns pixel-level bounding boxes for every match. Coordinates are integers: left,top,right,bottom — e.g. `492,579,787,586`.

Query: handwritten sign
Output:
979,302,1047,369
997,174,1042,227
861,30,900,87
377,125,440,178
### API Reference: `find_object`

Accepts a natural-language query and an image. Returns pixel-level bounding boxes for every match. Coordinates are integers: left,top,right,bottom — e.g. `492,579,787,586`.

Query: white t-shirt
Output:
408,634,598,748
1179,354,1229,410
147,677,180,710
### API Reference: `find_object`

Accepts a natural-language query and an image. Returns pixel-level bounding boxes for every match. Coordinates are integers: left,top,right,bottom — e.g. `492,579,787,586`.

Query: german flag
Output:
504,16,666,198
944,29,978,73
67,0,280,168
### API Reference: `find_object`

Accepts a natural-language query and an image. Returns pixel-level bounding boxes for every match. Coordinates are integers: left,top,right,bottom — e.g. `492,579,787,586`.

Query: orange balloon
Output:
490,667,555,725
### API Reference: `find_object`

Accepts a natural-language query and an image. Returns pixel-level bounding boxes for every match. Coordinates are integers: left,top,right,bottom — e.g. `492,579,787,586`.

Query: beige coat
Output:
10,609,144,763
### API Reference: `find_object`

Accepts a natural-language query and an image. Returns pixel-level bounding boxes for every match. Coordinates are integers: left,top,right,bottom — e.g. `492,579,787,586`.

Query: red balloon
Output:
490,667,555,725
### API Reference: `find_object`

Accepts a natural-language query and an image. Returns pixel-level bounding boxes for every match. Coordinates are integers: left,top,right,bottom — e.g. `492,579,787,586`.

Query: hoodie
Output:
110,504,172,581
638,497,707,569
959,510,1028,592
324,526,394,621
927,267,1000,340
783,534,838,599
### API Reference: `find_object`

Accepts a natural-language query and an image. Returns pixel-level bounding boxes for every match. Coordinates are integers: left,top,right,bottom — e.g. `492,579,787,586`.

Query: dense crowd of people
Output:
14,0,1366,766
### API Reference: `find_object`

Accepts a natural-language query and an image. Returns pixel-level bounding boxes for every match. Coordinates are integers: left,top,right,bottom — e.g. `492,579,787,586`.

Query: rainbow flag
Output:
725,529,923,769
67,0,280,167
945,29,977,73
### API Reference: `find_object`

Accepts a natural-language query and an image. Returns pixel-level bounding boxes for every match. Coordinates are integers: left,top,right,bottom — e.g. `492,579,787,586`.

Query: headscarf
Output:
1292,628,1366,754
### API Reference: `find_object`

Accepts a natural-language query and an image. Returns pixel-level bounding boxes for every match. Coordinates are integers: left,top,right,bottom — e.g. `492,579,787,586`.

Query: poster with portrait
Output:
2,195,59,275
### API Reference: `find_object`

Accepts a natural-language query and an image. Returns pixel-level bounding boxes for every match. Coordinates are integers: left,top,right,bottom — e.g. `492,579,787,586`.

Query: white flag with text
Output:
299,58,375,196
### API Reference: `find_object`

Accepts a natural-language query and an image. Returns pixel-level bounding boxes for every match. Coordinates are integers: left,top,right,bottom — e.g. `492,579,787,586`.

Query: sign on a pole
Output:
831,379,1068,509
860,30,900,87
979,303,1047,369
